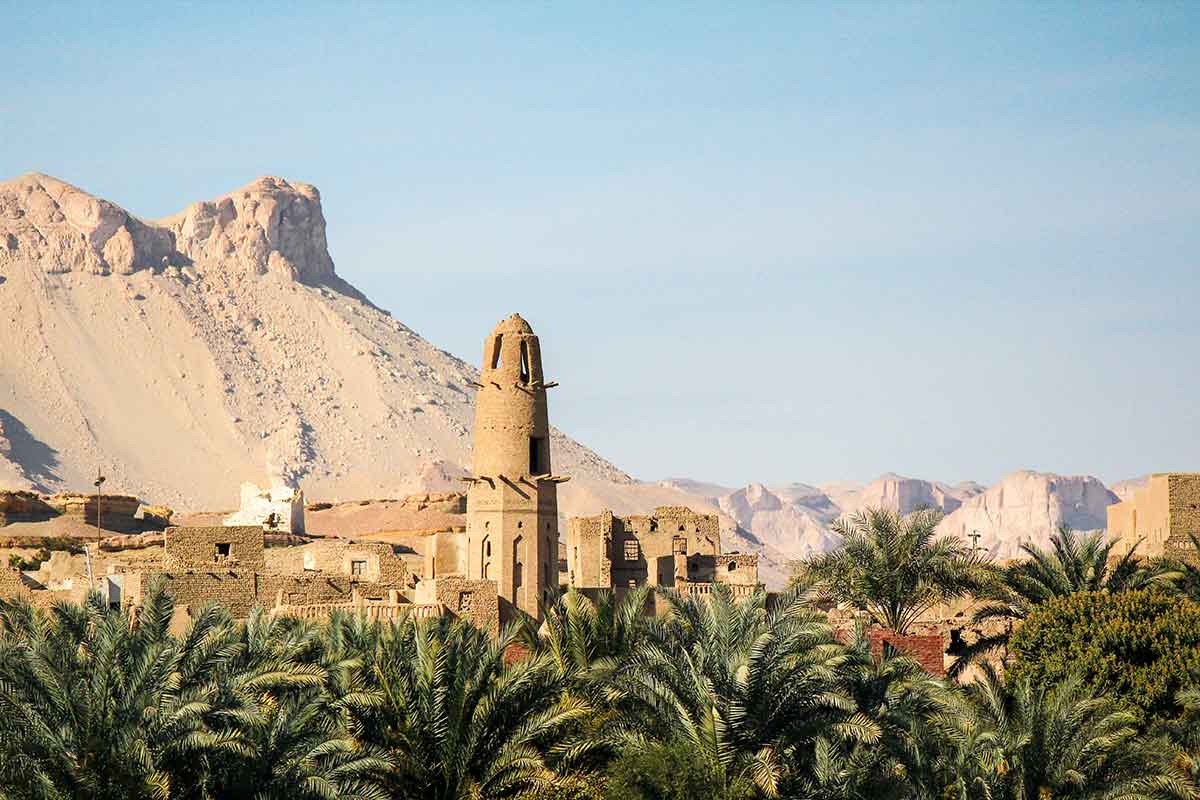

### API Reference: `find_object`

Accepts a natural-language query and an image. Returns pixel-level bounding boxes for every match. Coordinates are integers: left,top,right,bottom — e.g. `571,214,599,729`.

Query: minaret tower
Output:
465,314,566,622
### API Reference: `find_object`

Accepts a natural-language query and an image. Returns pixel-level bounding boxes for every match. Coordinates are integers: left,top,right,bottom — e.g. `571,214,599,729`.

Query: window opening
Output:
529,436,546,474
491,334,503,368
351,560,367,576
519,340,530,382
215,543,231,560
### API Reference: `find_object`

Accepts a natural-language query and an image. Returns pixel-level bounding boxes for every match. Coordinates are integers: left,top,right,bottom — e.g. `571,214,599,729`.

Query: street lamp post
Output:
93,467,106,549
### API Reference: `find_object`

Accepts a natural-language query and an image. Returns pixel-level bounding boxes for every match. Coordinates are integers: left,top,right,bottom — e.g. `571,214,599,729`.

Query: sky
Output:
2,3,1198,489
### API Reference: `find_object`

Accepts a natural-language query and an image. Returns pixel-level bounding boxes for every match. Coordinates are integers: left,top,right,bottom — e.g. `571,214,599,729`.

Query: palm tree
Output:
825,624,961,798
797,508,992,635
203,609,393,800
0,585,252,800
944,664,1194,800
949,526,1176,676
620,584,855,798
533,586,654,681
367,616,590,800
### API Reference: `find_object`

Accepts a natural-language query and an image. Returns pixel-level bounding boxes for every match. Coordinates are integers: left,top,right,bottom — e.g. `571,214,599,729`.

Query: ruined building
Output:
1108,473,1200,563
567,506,761,609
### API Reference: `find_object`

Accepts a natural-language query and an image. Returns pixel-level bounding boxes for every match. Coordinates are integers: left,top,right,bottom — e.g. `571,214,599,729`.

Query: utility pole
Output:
93,467,106,550
969,529,981,553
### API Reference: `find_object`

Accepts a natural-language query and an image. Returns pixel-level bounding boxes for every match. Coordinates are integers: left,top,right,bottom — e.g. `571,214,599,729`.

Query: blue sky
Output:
3,3,1198,488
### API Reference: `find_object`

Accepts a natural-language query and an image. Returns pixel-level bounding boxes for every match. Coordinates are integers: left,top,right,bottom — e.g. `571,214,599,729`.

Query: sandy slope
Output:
0,173,627,508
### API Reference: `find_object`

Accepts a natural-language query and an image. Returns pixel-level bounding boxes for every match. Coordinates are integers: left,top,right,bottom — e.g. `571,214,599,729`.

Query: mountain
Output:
668,471,1121,586
0,173,1140,590
935,470,1118,559
0,173,629,508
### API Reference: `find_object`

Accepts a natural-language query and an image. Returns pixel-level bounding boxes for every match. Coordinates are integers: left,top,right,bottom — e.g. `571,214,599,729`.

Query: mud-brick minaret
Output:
465,314,566,622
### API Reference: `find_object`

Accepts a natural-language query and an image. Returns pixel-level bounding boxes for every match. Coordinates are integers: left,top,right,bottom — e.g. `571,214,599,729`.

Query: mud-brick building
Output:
566,506,761,610
113,525,498,632
1107,473,1200,564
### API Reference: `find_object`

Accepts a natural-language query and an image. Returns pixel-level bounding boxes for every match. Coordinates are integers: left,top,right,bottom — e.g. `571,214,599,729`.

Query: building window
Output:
624,539,639,561
628,579,638,588
727,561,737,572
351,560,366,576
215,543,231,560
673,537,687,555
491,334,503,368
519,340,530,382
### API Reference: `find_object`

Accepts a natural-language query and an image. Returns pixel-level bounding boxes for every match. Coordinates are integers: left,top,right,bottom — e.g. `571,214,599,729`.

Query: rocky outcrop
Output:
399,492,466,514
937,470,1118,559
833,474,983,517
0,490,54,523
718,484,840,561
0,489,141,531
0,173,173,275
160,177,334,281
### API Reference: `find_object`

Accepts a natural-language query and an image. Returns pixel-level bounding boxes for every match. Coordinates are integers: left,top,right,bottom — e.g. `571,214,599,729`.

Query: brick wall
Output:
866,628,946,676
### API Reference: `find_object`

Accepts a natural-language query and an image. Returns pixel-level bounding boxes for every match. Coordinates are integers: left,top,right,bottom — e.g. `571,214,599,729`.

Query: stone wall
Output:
163,525,265,571
1108,473,1200,563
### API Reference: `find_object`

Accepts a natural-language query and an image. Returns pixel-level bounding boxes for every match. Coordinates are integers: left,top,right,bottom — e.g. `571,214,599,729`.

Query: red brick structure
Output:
867,628,946,676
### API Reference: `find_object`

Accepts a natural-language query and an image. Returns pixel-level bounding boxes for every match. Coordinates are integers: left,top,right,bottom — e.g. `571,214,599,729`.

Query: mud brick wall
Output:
418,576,499,635
0,567,30,600
714,553,760,587
265,540,408,584
144,570,260,617
163,526,265,570
1167,474,1200,565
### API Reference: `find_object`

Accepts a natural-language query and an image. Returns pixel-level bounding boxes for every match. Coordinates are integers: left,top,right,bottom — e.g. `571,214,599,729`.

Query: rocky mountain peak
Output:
158,176,334,282
0,172,334,283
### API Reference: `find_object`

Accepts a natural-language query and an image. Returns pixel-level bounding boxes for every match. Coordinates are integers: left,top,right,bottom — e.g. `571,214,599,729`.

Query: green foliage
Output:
950,525,1177,676
943,664,1194,800
1009,589,1200,722
796,507,994,635
0,578,1194,800
602,739,757,800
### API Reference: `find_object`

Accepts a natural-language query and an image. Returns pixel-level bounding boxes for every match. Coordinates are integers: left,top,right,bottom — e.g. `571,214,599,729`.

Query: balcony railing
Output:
678,582,760,600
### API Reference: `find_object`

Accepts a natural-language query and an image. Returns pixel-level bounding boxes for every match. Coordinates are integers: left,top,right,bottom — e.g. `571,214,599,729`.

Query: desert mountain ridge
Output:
0,173,1144,589
0,172,630,508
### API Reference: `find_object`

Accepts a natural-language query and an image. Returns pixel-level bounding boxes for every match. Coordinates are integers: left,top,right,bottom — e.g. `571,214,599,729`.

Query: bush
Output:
1009,589,1200,721
602,739,758,800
